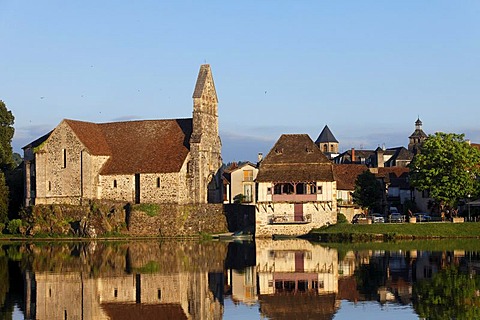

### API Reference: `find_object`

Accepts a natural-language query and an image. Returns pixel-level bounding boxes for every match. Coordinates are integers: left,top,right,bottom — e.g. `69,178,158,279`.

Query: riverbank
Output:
305,221,480,242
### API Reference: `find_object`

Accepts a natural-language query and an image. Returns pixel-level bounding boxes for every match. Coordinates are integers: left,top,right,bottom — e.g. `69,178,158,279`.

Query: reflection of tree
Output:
413,266,480,319
0,254,9,309
354,258,386,299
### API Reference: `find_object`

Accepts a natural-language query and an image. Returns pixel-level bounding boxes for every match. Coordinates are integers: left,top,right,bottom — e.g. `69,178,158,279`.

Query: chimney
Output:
257,152,263,163
351,148,355,163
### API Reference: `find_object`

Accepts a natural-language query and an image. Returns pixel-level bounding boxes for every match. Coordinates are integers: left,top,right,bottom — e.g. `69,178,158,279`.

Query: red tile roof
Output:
256,134,334,182
333,164,369,190
65,118,192,175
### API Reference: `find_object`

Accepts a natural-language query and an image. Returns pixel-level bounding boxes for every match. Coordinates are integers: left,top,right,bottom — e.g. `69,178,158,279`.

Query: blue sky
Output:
1,1,480,162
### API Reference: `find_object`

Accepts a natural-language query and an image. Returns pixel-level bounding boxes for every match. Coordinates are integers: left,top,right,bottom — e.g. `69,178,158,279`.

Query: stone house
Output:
255,134,337,237
23,64,222,206
332,164,368,221
223,162,258,204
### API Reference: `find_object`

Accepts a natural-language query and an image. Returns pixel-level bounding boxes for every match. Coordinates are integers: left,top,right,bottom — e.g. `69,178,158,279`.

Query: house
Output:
332,164,368,221
223,162,258,204
255,134,337,237
23,64,222,206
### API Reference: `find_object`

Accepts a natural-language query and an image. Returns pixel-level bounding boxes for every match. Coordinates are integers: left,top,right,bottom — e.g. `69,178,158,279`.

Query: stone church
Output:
23,65,223,206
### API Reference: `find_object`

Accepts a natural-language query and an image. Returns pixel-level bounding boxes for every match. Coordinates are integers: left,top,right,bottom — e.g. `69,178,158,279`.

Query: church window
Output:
323,144,328,152
113,180,117,188
48,181,51,191
157,177,161,188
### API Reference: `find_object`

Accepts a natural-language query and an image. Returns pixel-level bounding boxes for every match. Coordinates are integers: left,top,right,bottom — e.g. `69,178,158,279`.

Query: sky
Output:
1,1,480,163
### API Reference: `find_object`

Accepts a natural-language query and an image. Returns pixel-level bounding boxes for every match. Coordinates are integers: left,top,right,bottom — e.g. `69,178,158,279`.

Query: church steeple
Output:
408,117,427,154
315,125,339,158
189,65,222,204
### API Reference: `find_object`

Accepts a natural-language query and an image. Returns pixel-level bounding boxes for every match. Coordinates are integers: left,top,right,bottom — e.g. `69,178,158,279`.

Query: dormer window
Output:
275,148,283,155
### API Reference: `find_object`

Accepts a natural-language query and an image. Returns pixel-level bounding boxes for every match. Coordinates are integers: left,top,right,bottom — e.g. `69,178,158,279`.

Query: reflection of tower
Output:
408,118,427,154
230,267,258,305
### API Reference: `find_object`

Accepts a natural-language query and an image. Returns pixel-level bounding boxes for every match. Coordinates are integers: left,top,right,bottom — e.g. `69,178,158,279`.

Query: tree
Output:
0,172,9,225
409,132,480,211
351,170,384,213
0,100,15,171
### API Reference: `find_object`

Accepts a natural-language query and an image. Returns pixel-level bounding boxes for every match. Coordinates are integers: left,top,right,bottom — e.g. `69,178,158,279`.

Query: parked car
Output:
352,213,367,224
389,213,405,223
369,213,385,223
415,213,432,222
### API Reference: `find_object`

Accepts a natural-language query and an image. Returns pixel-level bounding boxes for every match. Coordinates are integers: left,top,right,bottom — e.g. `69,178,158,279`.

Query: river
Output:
1,239,479,319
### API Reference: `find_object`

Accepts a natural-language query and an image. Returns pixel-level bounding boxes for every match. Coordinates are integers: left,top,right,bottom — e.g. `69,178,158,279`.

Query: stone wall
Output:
127,203,228,237
255,202,337,238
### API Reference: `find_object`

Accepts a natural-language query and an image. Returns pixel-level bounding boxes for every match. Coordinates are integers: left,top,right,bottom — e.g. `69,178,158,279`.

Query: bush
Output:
0,222,4,233
6,219,22,234
337,213,348,224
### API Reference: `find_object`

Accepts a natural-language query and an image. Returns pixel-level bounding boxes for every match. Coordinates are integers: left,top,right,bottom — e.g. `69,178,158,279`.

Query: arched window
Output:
323,144,328,152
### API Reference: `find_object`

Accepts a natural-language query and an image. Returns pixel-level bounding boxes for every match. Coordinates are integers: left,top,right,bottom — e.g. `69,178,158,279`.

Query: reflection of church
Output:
25,271,223,320
22,242,225,320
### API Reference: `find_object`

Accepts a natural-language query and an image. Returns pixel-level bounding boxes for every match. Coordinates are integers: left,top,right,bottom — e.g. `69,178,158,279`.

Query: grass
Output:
134,203,160,217
307,221,480,242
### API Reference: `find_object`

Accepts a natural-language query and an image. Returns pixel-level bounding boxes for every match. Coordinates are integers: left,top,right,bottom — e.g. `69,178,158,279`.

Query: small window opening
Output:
114,288,118,298
48,181,51,191
62,149,67,168
156,177,161,188
157,289,162,300
113,180,117,188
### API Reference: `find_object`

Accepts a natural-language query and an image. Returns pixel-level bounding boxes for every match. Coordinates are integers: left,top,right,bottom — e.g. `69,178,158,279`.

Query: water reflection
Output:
1,240,480,319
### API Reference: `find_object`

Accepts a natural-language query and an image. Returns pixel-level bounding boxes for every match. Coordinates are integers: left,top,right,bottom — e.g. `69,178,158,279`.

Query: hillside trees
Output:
352,170,384,213
409,132,480,212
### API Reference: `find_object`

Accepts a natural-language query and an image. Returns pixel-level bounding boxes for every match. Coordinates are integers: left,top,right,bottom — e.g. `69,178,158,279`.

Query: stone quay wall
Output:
127,203,228,237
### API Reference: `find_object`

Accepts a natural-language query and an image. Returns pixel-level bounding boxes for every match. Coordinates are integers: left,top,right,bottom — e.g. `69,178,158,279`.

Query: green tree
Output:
0,101,15,171
0,172,8,226
409,132,480,211
352,170,384,213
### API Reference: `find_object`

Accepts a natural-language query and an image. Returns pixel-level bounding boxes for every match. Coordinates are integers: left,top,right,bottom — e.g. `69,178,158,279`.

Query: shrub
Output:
337,213,348,224
6,219,22,234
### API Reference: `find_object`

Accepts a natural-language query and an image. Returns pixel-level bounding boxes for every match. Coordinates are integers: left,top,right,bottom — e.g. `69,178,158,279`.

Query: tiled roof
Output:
65,118,193,175
101,303,188,320
333,164,369,190
256,134,334,182
315,125,338,144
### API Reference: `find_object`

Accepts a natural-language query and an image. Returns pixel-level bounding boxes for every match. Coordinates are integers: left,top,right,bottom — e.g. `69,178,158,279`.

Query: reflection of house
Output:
23,64,222,206
229,267,258,305
223,162,258,204
255,239,339,319
255,134,337,237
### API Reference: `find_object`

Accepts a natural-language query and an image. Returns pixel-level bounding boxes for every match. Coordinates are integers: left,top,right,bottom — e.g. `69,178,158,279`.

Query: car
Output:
415,213,432,222
389,213,405,223
352,213,367,224
369,213,385,223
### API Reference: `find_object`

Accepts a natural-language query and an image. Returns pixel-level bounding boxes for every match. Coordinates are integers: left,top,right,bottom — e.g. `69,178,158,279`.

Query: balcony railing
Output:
272,194,317,202
269,214,312,224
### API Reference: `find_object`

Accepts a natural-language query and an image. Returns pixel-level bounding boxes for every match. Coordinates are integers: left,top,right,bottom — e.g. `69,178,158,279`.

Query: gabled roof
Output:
22,131,52,150
63,118,193,175
333,164,369,190
315,125,338,144
256,134,334,182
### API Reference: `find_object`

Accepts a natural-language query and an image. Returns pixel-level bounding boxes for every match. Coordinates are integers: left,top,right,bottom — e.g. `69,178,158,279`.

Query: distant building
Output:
315,125,339,159
23,65,222,206
408,117,428,154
